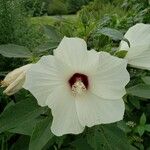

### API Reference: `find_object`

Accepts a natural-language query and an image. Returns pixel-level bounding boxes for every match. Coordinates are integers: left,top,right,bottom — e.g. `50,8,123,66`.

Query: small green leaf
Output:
140,113,146,125
137,126,145,136
115,50,128,58
0,44,32,58
145,125,150,132
127,84,150,99
142,76,150,85
29,117,54,150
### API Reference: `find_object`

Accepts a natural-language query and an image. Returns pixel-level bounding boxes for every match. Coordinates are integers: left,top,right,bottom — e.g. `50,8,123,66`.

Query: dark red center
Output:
68,73,89,89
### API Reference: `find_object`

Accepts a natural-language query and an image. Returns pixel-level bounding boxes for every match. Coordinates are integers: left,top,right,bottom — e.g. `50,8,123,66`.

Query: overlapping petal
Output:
90,52,129,100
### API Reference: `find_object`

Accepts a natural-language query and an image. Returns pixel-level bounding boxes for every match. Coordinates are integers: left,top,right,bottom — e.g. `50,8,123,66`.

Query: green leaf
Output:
9,116,45,136
142,76,150,85
97,27,130,46
29,117,54,150
0,99,45,134
137,126,145,136
98,28,123,40
115,50,128,58
87,124,132,150
10,136,30,150
140,113,146,125
71,137,93,150
34,41,59,53
127,84,150,99
117,121,131,133
43,25,62,42
145,125,150,132
0,44,32,58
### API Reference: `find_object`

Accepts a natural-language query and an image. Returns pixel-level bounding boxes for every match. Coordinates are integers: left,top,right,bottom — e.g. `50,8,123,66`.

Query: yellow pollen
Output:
71,79,86,95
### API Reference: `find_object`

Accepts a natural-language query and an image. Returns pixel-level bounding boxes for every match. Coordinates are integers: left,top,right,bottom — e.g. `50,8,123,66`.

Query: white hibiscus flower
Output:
1,64,32,96
120,23,150,70
24,37,129,136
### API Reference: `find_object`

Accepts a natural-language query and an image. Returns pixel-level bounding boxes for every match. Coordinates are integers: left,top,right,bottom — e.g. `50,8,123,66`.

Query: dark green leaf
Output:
87,124,132,150
127,84,150,99
71,137,93,150
29,117,54,150
0,44,32,58
10,136,30,150
0,99,45,134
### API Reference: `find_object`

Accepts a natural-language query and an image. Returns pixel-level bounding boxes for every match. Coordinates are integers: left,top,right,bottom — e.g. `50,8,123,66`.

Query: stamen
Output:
72,79,86,95
68,73,89,95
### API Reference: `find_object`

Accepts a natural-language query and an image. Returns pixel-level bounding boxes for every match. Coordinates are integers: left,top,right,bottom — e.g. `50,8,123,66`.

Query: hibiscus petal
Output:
126,45,150,70
75,92,125,127
23,55,65,106
54,37,87,72
46,86,84,136
120,23,150,50
90,52,129,100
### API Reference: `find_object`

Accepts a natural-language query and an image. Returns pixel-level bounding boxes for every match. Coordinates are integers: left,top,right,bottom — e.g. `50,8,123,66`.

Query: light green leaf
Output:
34,41,59,53
0,44,32,58
87,124,133,150
43,25,62,42
0,99,45,134
137,126,145,136
140,113,146,125
142,76,150,85
115,50,128,58
29,117,54,150
127,84,150,99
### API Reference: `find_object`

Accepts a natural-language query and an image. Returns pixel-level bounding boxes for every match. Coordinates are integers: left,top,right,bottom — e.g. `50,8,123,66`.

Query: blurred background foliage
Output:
0,0,150,149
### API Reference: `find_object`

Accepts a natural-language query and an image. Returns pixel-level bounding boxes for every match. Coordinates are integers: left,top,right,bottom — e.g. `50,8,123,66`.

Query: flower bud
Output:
1,64,32,96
